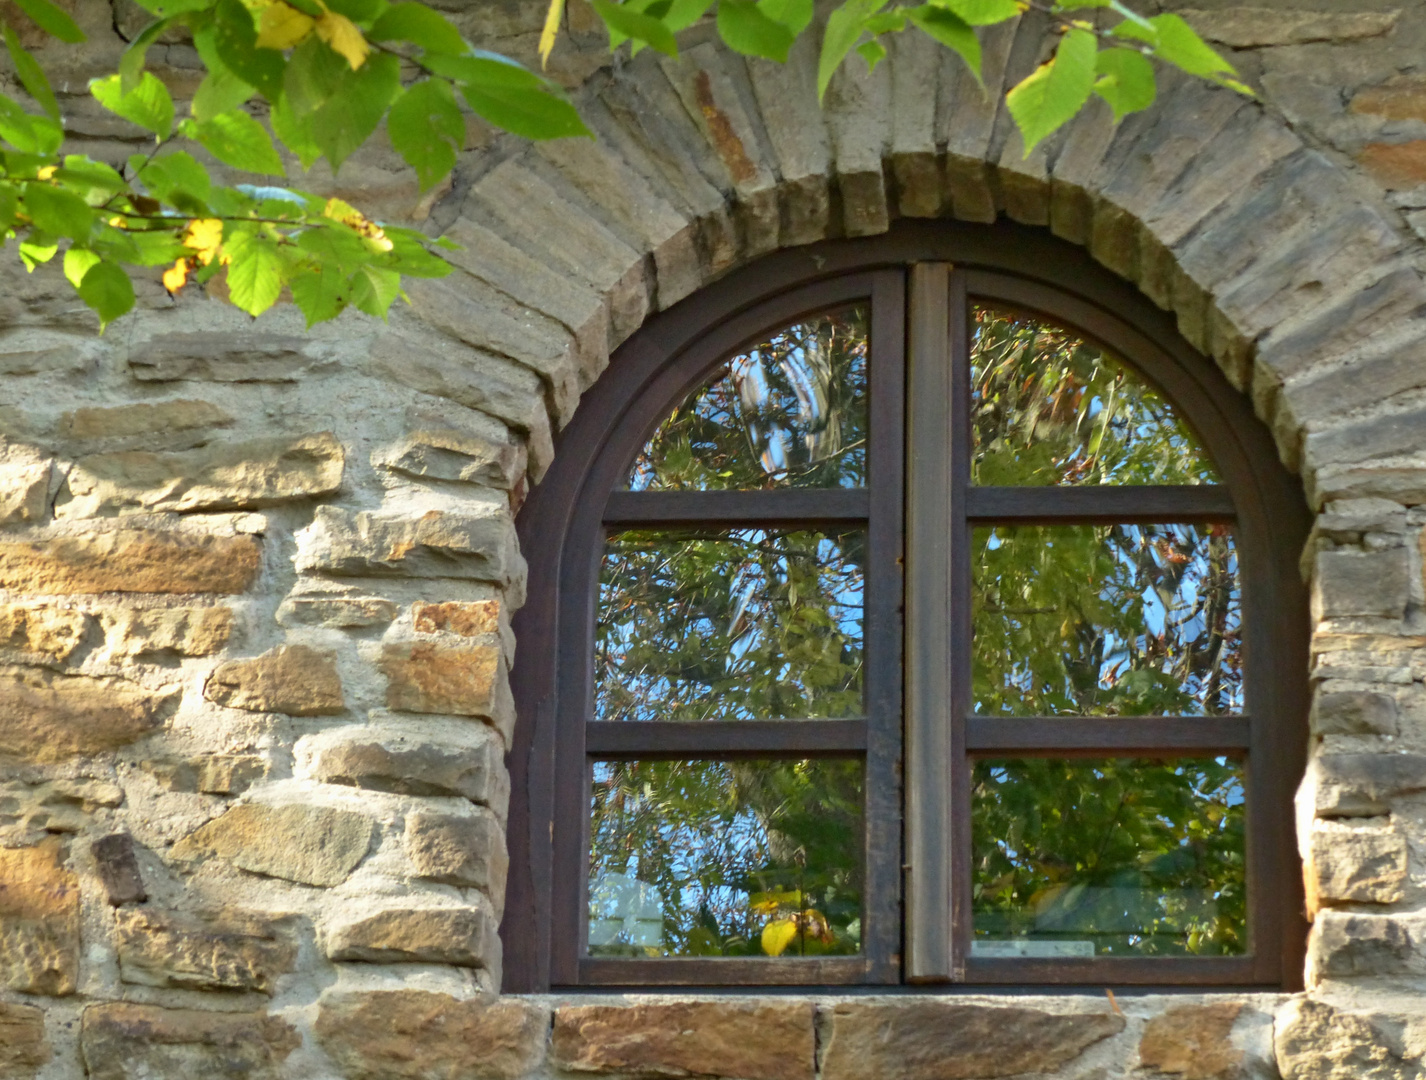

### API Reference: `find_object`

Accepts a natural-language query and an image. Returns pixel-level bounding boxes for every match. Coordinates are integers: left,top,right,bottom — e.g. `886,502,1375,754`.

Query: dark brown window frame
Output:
503,220,1309,993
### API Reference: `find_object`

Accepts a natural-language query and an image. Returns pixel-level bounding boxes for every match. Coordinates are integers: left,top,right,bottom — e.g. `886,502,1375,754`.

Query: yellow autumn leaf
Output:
760,918,798,957
256,1,316,49
539,0,565,69
162,258,190,294
315,10,369,69
322,197,392,251
182,219,224,266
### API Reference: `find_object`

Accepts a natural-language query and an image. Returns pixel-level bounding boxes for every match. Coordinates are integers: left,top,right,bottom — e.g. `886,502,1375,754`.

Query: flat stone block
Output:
0,529,261,595
379,642,509,733
1312,691,1399,737
0,1001,49,1079
170,802,374,887
205,644,345,716
1309,823,1409,907
324,903,500,969
404,808,508,899
0,668,178,763
80,1003,299,1080
114,908,297,994
1313,549,1410,621
101,605,232,658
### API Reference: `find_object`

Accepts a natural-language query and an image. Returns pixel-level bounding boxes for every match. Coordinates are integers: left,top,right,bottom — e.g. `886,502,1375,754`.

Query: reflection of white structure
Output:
972,940,1094,958
587,872,665,949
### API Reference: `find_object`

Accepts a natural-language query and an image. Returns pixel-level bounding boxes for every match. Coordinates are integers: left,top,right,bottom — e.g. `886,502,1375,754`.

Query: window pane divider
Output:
967,486,1235,523
965,716,1250,753
603,488,869,526
585,719,868,756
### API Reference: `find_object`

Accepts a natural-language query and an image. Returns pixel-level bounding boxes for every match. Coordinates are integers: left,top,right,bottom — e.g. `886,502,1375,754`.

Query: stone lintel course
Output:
0,4,1424,1078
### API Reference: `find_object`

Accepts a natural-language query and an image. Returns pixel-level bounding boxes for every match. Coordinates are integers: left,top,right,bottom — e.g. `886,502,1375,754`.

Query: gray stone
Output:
170,802,374,887
127,332,340,382
91,833,146,906
0,460,51,526
276,583,398,629
820,1002,1124,1080
889,29,942,219
373,426,525,490
57,398,233,451
1310,912,1418,979
60,432,345,517
1313,754,1426,816
114,908,297,994
150,754,269,796
1306,405,1426,473
1310,823,1410,907
205,644,345,716
1317,499,1410,540
1276,998,1420,1080
80,1004,299,1080
1312,692,1400,737
746,34,832,246
1314,549,1410,621
824,45,892,238
1183,8,1401,47
324,902,501,969
404,809,508,901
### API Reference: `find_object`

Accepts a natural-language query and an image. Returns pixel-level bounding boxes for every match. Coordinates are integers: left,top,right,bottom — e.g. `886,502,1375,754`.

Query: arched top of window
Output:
504,222,1310,994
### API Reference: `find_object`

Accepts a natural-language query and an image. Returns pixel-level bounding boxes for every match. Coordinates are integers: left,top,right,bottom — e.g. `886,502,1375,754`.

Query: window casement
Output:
503,222,1310,992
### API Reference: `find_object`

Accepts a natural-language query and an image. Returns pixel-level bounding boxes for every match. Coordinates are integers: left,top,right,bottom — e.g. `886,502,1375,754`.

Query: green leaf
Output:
4,25,58,119
906,5,980,85
130,0,212,18
322,0,386,23
855,36,886,71
349,264,401,318
289,262,348,325
55,155,127,199
62,245,100,287
424,53,590,140
223,229,285,315
270,91,320,168
77,260,135,330
282,31,349,116
1093,47,1155,121
186,110,285,175
192,25,256,120
381,226,451,276
117,227,189,265
0,183,18,230
758,0,812,36
18,234,57,270
10,0,84,43
90,72,175,138
309,51,400,170
819,0,887,100
589,0,678,56
1005,26,1096,154
0,93,61,153
22,182,94,239
134,149,212,204
931,0,1020,25
717,0,795,61
368,1,464,52
212,0,286,98
119,17,176,94
388,78,463,192
1114,12,1233,81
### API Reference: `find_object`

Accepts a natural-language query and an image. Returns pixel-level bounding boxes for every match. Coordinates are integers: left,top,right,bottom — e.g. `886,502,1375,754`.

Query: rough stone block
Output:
58,398,233,450
0,839,79,996
296,504,523,589
0,604,91,664
1275,997,1419,1080
170,802,374,887
0,668,179,763
204,644,344,716
276,584,398,629
80,1003,299,1080
91,832,147,906
127,332,340,383
413,600,500,638
324,902,500,969
1309,822,1409,907
0,528,261,595
819,1001,1124,1080
1182,7,1399,46
315,991,549,1080
1312,754,1426,816
150,754,269,796
553,1001,814,1080
373,428,524,490
1309,912,1418,980
0,1001,48,1078
1313,549,1410,621
1312,691,1400,737
1358,142,1426,191
0,460,51,526
1138,1002,1247,1080
746,35,832,247
298,721,509,813
61,432,344,517
101,605,232,658
404,809,508,899
379,642,511,735
114,908,296,994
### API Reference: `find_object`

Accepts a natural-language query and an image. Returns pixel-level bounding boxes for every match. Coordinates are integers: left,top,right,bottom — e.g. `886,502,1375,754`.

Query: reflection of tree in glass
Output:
597,530,865,722
629,309,869,491
588,759,863,958
972,758,1246,956
971,306,1219,486
974,524,1242,716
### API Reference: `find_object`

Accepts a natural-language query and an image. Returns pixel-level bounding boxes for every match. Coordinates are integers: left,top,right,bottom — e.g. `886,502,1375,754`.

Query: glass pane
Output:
588,758,863,958
973,524,1242,716
629,308,869,490
971,305,1219,486
972,757,1246,957
597,529,865,722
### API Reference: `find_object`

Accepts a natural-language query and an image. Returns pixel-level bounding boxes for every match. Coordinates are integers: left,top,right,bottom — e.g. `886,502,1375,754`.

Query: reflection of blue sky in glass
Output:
629,310,869,491
597,530,865,722
974,524,1242,716
588,759,863,958
971,306,1219,487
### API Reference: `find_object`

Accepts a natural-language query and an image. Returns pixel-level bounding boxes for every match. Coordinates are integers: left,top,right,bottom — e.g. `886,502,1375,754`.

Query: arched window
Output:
503,223,1309,991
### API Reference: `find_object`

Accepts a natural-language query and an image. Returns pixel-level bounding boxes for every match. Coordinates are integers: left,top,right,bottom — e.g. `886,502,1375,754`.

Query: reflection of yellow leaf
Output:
182,219,224,265
316,10,369,69
761,919,798,957
749,889,800,916
256,1,315,49
162,258,189,294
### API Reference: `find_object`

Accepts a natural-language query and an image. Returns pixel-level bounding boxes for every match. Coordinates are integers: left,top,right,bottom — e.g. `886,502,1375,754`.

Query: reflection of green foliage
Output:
589,759,863,958
972,758,1246,956
630,309,869,491
972,307,1219,486
973,524,1242,716
598,530,865,722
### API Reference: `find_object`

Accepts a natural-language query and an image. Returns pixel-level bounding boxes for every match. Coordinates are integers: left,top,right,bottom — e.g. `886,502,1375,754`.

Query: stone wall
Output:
1,0,1425,1077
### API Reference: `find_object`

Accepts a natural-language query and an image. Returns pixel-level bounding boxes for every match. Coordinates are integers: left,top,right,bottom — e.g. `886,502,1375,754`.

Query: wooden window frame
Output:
502,221,1309,993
